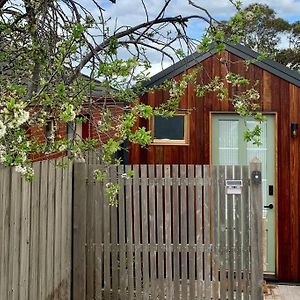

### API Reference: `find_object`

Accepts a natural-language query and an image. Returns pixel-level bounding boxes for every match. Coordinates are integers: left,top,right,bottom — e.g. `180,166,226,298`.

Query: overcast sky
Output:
98,0,300,75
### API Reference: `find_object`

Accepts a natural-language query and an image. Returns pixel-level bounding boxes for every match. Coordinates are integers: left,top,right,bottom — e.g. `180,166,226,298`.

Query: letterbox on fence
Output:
225,179,243,195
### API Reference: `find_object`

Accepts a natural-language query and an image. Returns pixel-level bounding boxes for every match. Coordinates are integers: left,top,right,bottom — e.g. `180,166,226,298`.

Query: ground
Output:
264,284,300,299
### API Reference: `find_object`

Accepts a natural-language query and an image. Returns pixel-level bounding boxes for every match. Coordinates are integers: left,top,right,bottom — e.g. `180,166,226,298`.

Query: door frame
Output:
209,111,278,276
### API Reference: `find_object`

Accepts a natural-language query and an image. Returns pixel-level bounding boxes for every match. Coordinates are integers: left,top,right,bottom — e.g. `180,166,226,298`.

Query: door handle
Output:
264,204,274,209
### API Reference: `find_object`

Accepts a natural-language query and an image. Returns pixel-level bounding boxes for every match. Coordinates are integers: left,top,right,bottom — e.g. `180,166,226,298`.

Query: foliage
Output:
218,3,300,71
0,0,267,203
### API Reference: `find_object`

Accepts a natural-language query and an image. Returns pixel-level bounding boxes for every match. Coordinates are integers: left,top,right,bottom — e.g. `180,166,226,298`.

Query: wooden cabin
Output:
129,43,300,282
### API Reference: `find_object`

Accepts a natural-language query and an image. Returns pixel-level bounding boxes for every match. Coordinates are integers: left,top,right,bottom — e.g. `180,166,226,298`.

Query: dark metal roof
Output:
144,42,300,88
81,73,115,98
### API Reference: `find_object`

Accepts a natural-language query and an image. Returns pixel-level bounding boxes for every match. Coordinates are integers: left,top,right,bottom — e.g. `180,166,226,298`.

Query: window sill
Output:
151,139,190,146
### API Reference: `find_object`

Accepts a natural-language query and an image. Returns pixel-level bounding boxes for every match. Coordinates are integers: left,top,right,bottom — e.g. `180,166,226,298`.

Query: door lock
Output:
269,185,274,196
264,204,274,209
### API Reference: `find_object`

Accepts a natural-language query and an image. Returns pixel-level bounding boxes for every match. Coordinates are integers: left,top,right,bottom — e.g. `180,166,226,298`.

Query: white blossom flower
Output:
15,165,34,179
15,165,27,175
74,152,85,162
56,41,63,48
59,144,67,152
0,146,6,163
14,110,30,126
61,103,76,122
0,121,6,138
245,11,255,21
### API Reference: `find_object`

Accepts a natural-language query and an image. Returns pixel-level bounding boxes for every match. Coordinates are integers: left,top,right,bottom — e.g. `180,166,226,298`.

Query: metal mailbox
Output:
226,179,243,195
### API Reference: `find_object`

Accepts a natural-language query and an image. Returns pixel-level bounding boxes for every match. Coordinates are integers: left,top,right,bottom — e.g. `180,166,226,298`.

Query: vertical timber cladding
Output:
129,49,300,282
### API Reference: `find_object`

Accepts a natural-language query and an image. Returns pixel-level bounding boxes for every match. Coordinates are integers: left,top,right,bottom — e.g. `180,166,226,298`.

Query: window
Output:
67,121,75,140
45,119,54,143
70,115,90,140
151,113,190,145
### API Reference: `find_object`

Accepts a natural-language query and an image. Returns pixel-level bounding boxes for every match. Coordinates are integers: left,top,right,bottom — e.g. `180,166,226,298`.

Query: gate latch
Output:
251,171,262,184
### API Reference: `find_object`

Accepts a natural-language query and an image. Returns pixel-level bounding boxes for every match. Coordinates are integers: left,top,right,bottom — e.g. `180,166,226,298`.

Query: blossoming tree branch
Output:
0,0,264,183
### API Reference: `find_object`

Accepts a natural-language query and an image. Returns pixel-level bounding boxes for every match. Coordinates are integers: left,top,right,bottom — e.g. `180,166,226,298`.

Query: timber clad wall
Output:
0,159,73,300
129,51,300,282
29,105,124,162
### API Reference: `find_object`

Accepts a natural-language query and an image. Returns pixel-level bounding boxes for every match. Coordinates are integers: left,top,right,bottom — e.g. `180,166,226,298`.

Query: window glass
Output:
67,122,75,140
45,120,54,142
153,115,186,142
218,120,239,165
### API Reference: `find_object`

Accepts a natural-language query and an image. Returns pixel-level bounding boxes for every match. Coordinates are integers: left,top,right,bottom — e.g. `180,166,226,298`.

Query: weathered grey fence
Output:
0,158,73,300
73,163,263,300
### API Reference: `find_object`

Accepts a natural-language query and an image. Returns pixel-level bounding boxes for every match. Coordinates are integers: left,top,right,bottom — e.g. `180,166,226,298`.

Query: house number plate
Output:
225,180,243,195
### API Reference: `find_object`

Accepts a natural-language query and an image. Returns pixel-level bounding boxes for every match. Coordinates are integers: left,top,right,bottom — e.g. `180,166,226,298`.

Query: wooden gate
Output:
73,163,263,300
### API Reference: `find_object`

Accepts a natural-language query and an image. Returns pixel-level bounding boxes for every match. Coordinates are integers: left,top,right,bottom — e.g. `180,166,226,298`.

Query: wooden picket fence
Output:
73,162,263,300
0,158,73,300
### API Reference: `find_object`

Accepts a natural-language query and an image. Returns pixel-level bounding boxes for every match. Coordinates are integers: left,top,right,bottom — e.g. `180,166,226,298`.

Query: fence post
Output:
250,158,263,300
73,162,88,300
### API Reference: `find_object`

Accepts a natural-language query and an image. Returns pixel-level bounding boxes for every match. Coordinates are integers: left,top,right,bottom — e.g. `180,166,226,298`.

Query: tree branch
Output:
0,0,9,9
68,14,208,84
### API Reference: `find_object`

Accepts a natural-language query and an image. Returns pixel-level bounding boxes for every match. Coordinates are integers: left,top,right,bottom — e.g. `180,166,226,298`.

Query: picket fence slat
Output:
235,165,243,299
19,175,31,300
211,165,219,300
173,165,180,300
125,165,134,299
86,164,95,300
148,165,157,299
39,161,48,300
73,162,87,300
110,166,119,300
250,160,264,300
10,170,21,300
46,162,56,298
54,160,63,300
133,164,142,299
195,165,203,299
226,166,235,300
95,165,104,300
0,166,10,299
118,164,126,298
141,165,150,299
29,162,40,300
165,165,172,299
204,165,211,300
180,165,188,299
62,158,72,299
242,165,250,300
103,167,111,300
156,165,165,299
188,165,195,300
219,166,227,300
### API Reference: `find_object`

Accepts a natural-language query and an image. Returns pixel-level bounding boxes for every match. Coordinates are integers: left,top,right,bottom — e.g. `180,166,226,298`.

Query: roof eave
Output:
143,42,300,89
